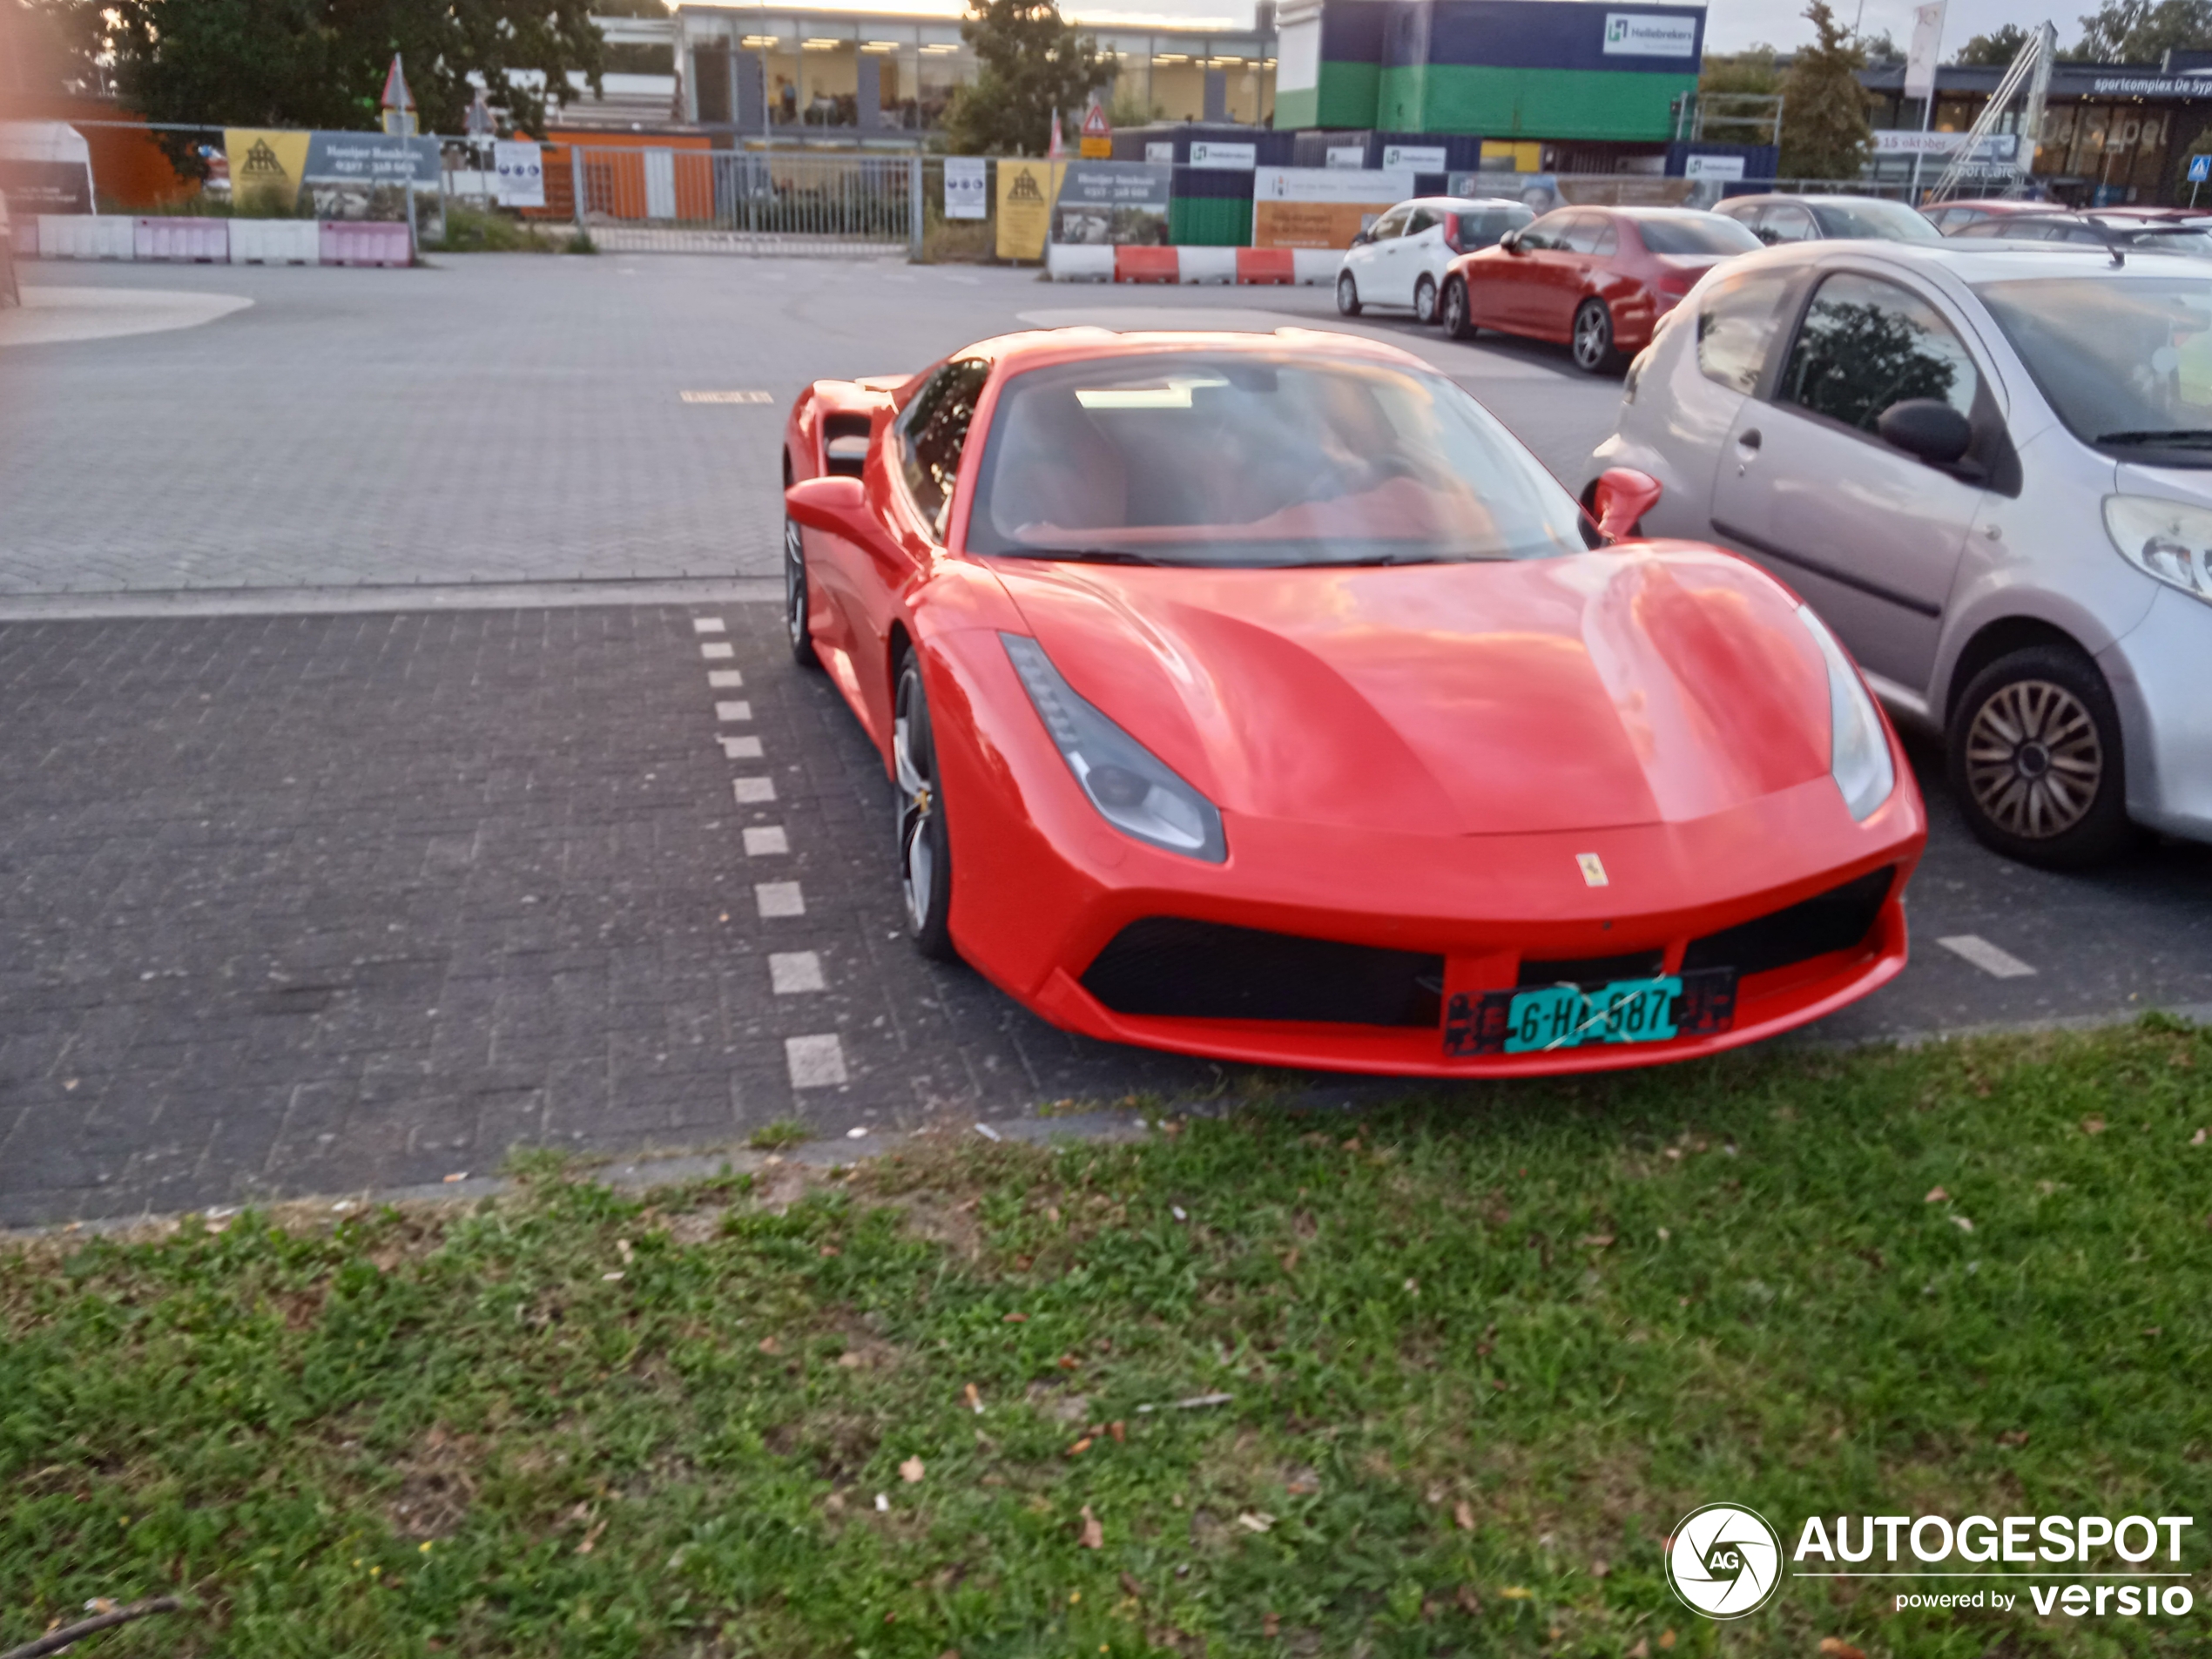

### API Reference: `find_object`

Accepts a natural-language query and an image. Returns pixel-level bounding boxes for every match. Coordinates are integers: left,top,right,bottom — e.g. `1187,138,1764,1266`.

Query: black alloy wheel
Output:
1335,271,1362,316
1571,298,1617,374
1946,644,2133,868
1413,274,1439,325
1440,277,1476,341
892,651,957,960
784,514,819,670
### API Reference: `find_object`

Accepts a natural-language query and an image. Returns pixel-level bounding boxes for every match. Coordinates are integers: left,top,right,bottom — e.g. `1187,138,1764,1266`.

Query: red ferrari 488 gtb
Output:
781,327,1924,1076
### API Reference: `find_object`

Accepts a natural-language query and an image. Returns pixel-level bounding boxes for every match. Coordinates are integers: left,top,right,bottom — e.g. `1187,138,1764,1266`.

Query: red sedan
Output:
1438,206,1761,372
780,328,1924,1076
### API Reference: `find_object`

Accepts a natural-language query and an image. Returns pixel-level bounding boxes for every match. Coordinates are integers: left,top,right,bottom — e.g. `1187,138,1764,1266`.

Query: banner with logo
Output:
226,129,438,217
944,157,987,219
1050,161,1170,245
1602,11,1698,54
995,159,1062,260
493,140,545,208
225,129,313,214
1251,166,1413,249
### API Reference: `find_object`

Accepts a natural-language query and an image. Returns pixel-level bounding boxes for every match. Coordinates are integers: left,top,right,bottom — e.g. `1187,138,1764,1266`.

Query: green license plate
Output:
1503,976,1682,1054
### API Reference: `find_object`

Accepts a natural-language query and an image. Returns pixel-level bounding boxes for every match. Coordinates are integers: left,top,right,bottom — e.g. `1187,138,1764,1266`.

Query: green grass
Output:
4,1021,2209,1657
748,1119,813,1153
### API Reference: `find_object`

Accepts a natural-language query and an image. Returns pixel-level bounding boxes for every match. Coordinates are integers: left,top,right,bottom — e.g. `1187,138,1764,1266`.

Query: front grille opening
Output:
1682,866,1895,980
823,414,872,477
1082,917,1444,1028
1518,949,1666,988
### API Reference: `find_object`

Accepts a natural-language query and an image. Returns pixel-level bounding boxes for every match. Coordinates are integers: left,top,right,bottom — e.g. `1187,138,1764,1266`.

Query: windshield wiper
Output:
1014,547,1166,565
2095,428,2212,447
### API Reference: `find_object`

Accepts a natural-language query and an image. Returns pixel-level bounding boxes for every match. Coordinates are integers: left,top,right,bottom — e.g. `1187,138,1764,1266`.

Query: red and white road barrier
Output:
32,215,410,267
1047,243,1342,286
134,217,231,262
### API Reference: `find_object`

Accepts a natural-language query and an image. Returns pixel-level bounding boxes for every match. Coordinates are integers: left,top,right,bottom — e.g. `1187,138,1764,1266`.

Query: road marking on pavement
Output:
716,700,752,722
744,826,790,856
733,777,778,805
756,881,806,917
1937,934,2037,979
708,670,744,688
692,617,726,634
680,390,774,404
770,951,826,994
700,642,734,661
720,735,764,759
786,1033,848,1089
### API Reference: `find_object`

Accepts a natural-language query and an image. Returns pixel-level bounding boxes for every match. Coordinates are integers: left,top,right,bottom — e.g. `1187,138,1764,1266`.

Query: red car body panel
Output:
782,329,1927,1076
1444,209,1732,355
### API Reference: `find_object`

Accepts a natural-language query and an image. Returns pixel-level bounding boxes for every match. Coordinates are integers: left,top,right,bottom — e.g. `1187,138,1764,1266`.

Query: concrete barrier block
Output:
230,219,320,265
1176,246,1238,285
135,218,230,262
37,215,136,260
320,220,412,267
1114,246,1181,284
1236,247,1296,285
1047,243,1115,281
1293,249,1345,287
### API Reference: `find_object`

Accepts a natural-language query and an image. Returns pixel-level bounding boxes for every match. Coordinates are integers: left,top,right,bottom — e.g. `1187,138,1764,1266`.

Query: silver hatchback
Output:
1586,242,2212,867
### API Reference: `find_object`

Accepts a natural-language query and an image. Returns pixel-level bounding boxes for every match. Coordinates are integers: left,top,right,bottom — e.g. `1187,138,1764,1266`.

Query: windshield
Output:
1974,274,2212,463
1808,198,1945,242
2113,226,2212,255
967,351,1591,567
1634,214,1764,256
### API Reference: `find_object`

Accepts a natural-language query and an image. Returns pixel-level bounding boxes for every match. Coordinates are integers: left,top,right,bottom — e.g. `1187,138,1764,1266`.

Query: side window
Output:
1370,206,1411,240
1696,270,1792,395
899,358,992,537
1762,204,1817,243
1561,213,1604,254
1519,212,1568,251
1777,273,1980,434
1406,206,1440,236
1589,219,1618,256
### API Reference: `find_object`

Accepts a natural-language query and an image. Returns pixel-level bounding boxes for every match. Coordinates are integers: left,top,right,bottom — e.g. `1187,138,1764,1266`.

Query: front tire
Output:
1413,274,1438,325
892,651,956,960
1335,271,1362,316
1440,276,1476,341
784,514,819,670
1946,644,2133,869
1571,298,1619,374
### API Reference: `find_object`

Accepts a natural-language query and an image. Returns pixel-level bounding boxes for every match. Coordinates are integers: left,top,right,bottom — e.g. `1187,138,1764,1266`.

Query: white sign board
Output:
1188,140,1257,170
1325,145,1366,169
1602,12,1698,55
493,139,545,208
1379,145,1448,172
1253,166,1417,204
1683,154,1746,180
1871,130,2018,160
944,156,988,219
1905,0,1946,102
1145,141,1175,164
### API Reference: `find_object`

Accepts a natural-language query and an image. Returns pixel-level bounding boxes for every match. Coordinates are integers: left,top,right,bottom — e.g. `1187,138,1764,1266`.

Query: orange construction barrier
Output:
1236,247,1295,285
1115,246,1181,283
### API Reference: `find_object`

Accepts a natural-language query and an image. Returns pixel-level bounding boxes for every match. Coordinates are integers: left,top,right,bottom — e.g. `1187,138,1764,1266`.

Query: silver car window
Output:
1696,270,1794,395
1777,273,1980,435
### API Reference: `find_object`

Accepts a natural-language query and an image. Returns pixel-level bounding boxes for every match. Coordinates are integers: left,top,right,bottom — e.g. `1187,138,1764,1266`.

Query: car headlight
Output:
2103,495,2212,603
1796,604,1895,821
1001,633,1226,862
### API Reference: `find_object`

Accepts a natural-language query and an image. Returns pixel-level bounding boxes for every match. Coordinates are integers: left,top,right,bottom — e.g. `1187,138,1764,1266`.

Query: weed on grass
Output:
749,1119,813,1153
3,1021,2209,1656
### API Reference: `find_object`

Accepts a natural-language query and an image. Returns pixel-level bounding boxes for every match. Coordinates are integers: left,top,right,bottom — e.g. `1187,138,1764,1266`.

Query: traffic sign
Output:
1081,101,1111,159
2190,153,2210,184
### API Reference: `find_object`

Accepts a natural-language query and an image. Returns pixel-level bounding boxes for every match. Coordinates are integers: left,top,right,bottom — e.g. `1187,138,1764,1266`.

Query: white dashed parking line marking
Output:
744,826,790,856
733,777,777,804
755,881,806,918
700,642,734,661
719,736,764,759
1937,934,2037,979
769,951,826,994
785,1033,848,1089
708,669,744,688
692,617,726,634
716,700,752,722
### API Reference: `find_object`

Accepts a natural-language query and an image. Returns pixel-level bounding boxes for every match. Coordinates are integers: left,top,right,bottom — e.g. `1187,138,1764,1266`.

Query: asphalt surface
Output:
2,253,2207,1227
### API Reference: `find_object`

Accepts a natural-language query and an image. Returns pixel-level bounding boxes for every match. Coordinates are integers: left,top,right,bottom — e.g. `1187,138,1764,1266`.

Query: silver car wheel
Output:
1413,275,1437,324
1963,678,2103,840
1572,300,1612,372
783,515,806,651
893,667,936,932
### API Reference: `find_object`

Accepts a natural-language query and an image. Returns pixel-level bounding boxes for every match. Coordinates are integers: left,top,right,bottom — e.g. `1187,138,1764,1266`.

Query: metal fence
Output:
564,145,919,257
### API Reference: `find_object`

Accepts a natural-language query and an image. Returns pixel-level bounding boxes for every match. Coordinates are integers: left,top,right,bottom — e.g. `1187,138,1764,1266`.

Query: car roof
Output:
974,326,1434,375
1394,195,1528,211
1716,193,1902,207
1719,239,2202,284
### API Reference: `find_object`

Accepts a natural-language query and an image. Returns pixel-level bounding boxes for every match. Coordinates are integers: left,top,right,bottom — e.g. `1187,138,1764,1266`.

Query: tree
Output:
1952,22,2032,63
1696,46,1780,143
941,0,1116,157
2073,0,2212,58
1858,28,1904,63
1778,0,1873,180
37,0,604,168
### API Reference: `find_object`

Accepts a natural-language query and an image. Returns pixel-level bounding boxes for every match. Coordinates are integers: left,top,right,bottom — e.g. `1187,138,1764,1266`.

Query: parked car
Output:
1335,196,1534,325
1947,212,2212,258
1920,198,2054,234
1586,241,2212,867
779,326,1925,1074
1438,206,1763,372
1711,193,1946,246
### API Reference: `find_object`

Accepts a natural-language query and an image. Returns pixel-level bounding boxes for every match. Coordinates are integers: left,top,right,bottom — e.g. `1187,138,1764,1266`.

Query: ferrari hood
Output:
989,549,1833,835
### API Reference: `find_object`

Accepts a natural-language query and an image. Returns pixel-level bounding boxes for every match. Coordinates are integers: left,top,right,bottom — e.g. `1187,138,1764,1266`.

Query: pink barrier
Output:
320,221,412,267
134,218,231,262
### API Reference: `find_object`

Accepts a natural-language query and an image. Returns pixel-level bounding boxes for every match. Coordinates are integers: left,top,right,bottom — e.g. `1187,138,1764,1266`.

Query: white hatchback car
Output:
1335,196,1534,326
1588,241,2212,867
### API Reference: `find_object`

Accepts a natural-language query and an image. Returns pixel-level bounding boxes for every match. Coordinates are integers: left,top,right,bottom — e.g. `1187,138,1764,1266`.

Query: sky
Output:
1700,0,2060,55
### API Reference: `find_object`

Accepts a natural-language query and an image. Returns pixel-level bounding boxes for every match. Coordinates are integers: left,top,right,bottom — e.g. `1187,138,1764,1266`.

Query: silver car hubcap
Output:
893,671,935,929
1575,306,1608,366
784,516,806,649
1415,280,1435,322
1444,286,1463,331
1965,679,2101,840
1337,276,1355,311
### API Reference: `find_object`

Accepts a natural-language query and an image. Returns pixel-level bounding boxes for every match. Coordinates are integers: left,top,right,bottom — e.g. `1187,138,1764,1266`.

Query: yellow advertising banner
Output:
224,129,312,212
995,160,1062,261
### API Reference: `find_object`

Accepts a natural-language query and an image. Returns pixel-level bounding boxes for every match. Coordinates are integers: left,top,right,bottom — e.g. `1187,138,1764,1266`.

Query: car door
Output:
1399,206,1445,307
1351,204,1412,305
1707,268,1993,695
1532,212,1605,338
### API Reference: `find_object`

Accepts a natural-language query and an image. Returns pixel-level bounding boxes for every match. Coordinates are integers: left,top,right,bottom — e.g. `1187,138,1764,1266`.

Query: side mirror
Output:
1876,399,1973,466
1500,229,1522,253
1592,468,1663,540
786,473,873,542
1350,229,1372,247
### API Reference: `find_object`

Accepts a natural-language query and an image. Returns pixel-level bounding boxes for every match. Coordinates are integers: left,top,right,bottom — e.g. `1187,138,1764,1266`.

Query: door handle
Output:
1737,428,1763,450
1735,428,1762,476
